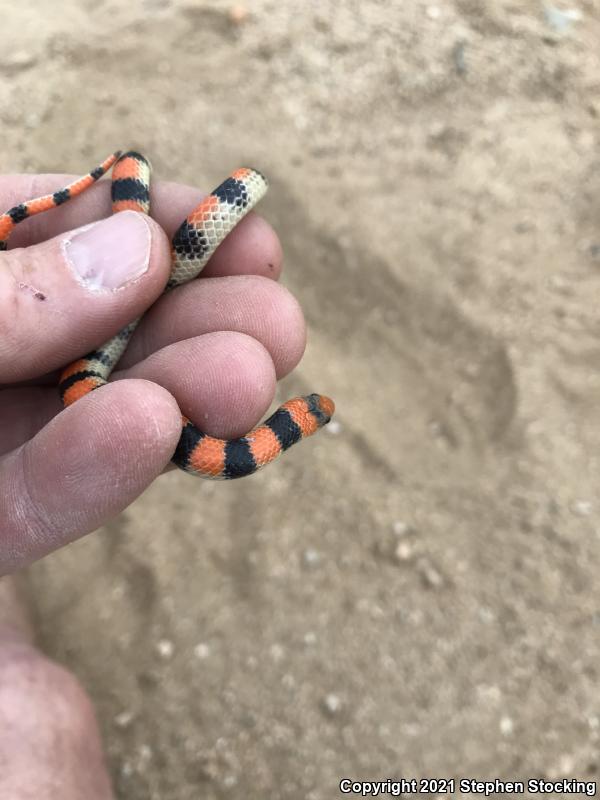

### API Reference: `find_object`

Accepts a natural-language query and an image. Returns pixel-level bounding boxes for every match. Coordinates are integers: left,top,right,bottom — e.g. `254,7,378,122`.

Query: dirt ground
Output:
2,0,600,797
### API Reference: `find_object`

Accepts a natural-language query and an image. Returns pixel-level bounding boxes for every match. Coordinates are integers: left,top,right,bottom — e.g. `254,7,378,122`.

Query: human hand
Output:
0,174,306,574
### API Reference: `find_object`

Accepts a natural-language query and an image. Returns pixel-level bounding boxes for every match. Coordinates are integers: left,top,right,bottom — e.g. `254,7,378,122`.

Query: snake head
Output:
304,393,335,427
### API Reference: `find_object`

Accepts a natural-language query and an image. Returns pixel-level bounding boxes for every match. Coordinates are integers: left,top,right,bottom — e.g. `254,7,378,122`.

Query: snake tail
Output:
0,151,121,250
173,394,335,479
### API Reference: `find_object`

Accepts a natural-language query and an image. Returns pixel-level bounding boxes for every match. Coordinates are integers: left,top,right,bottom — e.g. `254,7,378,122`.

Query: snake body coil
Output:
0,151,334,479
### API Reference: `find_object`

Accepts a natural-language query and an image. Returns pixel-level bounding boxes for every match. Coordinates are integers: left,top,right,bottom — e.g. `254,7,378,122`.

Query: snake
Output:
0,151,334,479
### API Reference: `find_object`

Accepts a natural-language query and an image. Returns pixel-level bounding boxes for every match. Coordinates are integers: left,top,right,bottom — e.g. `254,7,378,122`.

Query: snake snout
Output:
305,393,335,427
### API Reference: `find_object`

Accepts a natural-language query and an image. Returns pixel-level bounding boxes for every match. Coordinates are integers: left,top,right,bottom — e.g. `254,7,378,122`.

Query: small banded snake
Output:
0,151,334,479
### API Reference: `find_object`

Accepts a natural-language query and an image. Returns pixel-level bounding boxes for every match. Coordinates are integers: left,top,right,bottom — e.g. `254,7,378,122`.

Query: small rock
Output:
270,643,284,662
303,548,321,566
114,710,135,729
326,419,342,435
121,761,134,778
499,715,514,736
557,754,575,776
0,51,37,72
24,112,40,130
544,6,581,34
392,520,410,536
478,606,495,624
418,558,444,588
322,693,342,716
138,744,153,762
571,500,593,517
156,639,174,659
194,643,211,660
394,541,413,562
228,4,249,24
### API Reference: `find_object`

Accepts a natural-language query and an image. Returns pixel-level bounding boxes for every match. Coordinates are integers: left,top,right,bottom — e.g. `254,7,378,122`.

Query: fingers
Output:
0,335,280,568
120,275,306,379
0,212,171,382
117,332,277,439
0,321,294,453
0,380,181,574
0,272,306,452
0,175,283,280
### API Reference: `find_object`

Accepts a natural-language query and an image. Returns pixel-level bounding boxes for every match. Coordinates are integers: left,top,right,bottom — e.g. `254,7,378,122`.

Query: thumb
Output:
0,211,171,383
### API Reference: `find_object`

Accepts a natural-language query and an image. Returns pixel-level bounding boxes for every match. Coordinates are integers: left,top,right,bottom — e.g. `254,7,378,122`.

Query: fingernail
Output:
63,211,151,291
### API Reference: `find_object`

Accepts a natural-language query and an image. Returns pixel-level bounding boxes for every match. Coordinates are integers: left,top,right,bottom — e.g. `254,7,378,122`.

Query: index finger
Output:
0,174,283,280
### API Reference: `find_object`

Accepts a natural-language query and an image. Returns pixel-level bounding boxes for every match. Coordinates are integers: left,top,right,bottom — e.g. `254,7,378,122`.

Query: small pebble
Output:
322,693,342,716
156,639,174,659
114,710,135,729
228,4,248,24
24,112,40,130
557,754,575,776
418,558,444,588
571,500,593,517
0,51,37,71
303,548,321,566
138,744,153,762
194,643,211,660
121,761,134,778
392,520,410,536
270,643,285,662
500,715,514,736
544,5,581,33
326,419,342,435
394,541,413,562
478,606,495,624
304,631,317,645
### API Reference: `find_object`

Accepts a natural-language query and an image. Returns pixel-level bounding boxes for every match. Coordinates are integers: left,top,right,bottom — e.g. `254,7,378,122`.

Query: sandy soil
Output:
2,0,600,797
